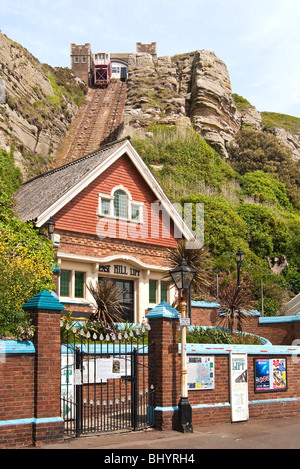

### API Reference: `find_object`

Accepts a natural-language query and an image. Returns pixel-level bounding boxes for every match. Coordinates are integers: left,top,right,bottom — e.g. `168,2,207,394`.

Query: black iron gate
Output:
60,322,155,437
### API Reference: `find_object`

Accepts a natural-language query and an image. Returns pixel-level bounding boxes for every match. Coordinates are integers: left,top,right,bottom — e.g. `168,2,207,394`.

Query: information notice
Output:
82,356,131,383
230,352,249,422
187,356,214,390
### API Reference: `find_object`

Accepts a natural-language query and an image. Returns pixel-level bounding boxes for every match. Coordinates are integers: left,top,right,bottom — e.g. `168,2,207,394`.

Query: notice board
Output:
254,358,287,392
187,356,215,390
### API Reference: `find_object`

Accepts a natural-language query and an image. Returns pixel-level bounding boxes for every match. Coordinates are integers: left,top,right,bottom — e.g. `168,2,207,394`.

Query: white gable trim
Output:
36,140,194,241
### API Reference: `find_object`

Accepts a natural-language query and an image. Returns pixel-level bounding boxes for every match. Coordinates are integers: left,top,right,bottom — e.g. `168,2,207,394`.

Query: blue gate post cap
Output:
146,301,181,319
22,290,65,311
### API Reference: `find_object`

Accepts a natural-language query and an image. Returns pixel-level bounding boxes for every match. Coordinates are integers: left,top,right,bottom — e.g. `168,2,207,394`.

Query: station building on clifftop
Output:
15,138,194,322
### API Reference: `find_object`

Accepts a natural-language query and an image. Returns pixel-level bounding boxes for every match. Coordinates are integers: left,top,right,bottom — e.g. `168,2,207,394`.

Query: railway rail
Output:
55,81,127,166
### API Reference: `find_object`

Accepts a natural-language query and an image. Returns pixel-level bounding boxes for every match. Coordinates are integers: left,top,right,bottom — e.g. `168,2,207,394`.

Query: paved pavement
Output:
38,415,300,451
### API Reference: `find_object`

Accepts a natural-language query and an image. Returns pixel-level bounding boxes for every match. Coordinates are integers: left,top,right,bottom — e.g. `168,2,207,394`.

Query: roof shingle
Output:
15,139,127,222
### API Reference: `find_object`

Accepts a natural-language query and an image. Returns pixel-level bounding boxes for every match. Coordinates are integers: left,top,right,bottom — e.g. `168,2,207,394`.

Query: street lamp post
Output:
236,248,245,287
170,255,196,433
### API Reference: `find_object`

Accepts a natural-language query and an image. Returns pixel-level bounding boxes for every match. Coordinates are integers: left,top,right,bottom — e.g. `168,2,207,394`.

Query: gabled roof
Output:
15,137,194,241
15,139,126,224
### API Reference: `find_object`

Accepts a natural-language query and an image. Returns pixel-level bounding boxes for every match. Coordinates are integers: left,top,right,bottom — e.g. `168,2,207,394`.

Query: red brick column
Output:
147,302,181,430
22,290,65,446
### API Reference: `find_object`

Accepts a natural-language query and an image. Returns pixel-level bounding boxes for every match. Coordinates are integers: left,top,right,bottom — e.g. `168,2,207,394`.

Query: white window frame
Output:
59,269,86,301
99,193,114,217
98,185,144,223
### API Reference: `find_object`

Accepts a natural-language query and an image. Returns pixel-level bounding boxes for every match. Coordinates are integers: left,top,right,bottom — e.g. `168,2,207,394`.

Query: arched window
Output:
99,186,143,222
114,190,128,218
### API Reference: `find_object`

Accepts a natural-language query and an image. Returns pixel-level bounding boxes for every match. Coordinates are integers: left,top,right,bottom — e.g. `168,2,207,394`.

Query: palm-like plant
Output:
165,240,214,318
166,240,213,296
217,279,255,333
86,279,126,325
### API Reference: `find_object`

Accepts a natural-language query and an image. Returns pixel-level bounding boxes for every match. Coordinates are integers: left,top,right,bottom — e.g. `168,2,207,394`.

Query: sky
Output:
1,0,300,117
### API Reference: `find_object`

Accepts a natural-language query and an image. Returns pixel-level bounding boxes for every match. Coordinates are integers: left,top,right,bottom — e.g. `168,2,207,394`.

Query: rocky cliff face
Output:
0,31,87,177
1,31,299,178
124,49,246,157
270,127,300,160
123,50,300,160
189,50,240,157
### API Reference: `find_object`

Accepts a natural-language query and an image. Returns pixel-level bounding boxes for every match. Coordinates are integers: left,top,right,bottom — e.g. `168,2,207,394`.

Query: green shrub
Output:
185,326,262,345
261,112,300,133
240,170,292,209
180,194,248,256
232,93,253,111
236,204,292,258
228,128,300,209
132,126,236,199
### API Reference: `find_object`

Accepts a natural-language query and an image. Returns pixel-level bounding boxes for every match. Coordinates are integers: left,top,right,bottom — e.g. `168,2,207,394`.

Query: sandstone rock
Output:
238,106,262,130
124,49,241,157
189,51,240,157
271,127,300,160
128,52,154,68
119,47,300,163
0,30,82,177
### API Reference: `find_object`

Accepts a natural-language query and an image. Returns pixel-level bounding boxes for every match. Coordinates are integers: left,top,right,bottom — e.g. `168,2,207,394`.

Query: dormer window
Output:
98,186,143,223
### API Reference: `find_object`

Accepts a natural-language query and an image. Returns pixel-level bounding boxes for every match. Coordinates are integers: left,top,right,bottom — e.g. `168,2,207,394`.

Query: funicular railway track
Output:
55,81,127,166
85,81,127,152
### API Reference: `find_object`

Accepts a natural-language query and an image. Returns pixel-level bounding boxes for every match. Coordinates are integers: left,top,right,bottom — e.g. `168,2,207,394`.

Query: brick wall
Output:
188,355,231,426
70,43,92,85
0,353,35,448
0,292,64,448
188,354,300,426
136,42,157,57
148,316,181,430
191,306,220,327
191,304,300,346
0,345,65,449
147,307,300,431
57,230,172,268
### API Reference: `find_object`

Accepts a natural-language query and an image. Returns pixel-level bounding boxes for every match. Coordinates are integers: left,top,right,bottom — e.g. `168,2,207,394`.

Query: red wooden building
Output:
15,137,193,322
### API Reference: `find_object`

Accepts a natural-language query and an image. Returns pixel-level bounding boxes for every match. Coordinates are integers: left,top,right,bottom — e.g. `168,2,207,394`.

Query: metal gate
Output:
60,322,155,437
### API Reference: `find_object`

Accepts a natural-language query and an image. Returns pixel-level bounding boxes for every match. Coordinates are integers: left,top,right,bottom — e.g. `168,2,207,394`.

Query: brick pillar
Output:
146,302,181,430
22,290,65,447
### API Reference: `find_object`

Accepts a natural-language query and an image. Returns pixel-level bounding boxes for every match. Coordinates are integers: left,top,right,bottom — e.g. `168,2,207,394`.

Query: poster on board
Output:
187,356,215,390
61,354,75,418
230,352,249,422
254,358,287,392
82,356,131,383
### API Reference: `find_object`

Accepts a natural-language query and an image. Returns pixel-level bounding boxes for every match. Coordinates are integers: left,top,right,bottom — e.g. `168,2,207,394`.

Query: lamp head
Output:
169,255,197,290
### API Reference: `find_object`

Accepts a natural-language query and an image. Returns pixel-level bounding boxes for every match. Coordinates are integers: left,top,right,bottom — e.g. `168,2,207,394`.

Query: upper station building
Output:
70,42,157,86
15,137,193,322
